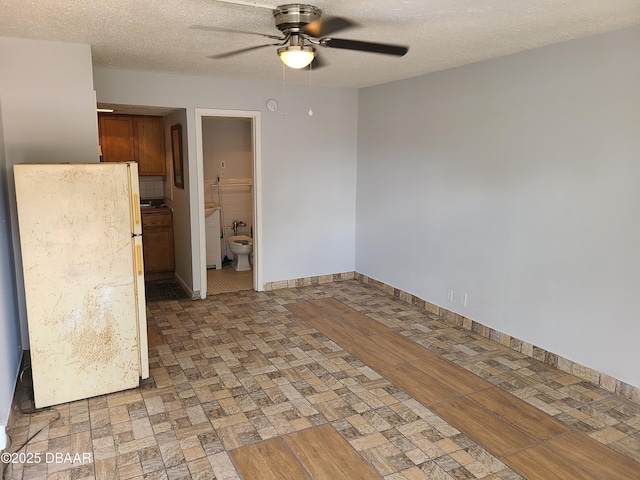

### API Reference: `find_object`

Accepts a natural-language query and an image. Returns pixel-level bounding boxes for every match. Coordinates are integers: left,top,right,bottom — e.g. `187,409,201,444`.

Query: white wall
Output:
94,68,358,292
0,37,98,436
356,25,640,388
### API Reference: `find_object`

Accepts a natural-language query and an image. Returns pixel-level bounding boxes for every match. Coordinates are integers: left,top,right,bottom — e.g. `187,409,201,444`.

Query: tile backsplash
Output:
139,176,165,199
205,178,253,237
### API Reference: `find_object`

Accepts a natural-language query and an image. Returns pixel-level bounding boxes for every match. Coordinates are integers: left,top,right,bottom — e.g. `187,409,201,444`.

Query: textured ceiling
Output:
1,0,640,88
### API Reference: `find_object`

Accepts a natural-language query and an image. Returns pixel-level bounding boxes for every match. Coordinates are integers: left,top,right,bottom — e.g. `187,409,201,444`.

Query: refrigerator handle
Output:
136,244,143,275
133,193,141,227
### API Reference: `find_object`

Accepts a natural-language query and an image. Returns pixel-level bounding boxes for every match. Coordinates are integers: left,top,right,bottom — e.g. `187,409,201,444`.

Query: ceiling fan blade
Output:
212,0,274,9
322,38,408,57
303,16,357,37
209,43,278,59
191,25,283,40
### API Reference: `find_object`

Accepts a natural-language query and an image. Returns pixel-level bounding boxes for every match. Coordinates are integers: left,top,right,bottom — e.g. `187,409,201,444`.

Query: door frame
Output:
194,108,263,297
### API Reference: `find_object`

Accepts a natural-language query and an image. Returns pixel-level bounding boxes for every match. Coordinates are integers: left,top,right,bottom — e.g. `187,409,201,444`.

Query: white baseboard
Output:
173,273,196,299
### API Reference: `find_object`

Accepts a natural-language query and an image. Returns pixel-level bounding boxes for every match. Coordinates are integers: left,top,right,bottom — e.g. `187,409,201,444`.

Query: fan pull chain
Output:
281,63,287,120
308,62,314,116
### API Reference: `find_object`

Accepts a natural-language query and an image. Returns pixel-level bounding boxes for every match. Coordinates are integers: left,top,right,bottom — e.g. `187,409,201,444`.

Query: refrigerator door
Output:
14,163,146,408
126,162,149,379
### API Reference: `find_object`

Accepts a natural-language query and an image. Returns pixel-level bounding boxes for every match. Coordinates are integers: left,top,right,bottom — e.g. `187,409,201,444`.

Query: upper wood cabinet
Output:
99,116,134,163
99,115,166,176
133,117,166,176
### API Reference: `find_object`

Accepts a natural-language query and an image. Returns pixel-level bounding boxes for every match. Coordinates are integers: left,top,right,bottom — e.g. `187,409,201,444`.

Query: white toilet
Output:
228,235,253,271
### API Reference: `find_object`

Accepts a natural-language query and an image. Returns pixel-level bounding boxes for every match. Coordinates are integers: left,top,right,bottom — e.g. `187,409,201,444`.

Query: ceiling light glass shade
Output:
278,45,315,69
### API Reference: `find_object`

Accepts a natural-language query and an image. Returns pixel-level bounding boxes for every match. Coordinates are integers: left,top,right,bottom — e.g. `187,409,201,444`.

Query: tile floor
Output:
4,279,640,479
145,282,190,303
206,266,252,296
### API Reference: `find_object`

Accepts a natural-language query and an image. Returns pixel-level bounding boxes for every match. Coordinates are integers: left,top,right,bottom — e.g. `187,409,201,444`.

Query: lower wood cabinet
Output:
141,209,175,281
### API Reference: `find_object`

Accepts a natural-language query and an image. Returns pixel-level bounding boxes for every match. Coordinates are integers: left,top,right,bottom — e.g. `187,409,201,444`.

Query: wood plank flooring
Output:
468,387,569,440
230,437,313,480
430,396,538,457
283,297,640,480
231,424,382,480
287,424,382,480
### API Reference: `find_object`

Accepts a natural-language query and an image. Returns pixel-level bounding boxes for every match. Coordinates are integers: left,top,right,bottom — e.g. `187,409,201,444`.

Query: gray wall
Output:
202,117,252,181
0,97,20,447
356,25,640,388
163,109,192,295
93,68,358,293
0,37,99,438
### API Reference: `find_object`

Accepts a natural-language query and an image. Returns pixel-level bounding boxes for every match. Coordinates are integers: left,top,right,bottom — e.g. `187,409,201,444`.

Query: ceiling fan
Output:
193,3,409,70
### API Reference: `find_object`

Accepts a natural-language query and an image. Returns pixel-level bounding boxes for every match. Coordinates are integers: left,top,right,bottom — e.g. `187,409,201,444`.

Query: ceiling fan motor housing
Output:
273,4,322,33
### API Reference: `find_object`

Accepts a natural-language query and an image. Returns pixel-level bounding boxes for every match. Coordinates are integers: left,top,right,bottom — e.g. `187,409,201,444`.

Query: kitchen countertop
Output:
140,199,172,215
141,205,172,215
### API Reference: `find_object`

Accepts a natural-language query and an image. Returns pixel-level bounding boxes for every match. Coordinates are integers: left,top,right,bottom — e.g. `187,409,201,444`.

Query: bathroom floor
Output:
207,264,252,295
5,279,640,479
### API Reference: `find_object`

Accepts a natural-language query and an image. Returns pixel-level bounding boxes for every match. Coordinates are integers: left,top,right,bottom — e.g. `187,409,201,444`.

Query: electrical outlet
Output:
446,290,454,303
220,170,225,178
220,161,226,169
460,293,468,307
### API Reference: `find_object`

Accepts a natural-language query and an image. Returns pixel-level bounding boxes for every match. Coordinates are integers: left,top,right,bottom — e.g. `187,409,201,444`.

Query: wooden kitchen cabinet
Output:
141,209,175,281
99,116,134,163
99,114,166,176
133,117,165,176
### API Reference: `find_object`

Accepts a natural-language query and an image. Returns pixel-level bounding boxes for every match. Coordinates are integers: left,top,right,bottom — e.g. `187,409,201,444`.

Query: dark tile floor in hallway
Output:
145,281,190,302
5,280,640,479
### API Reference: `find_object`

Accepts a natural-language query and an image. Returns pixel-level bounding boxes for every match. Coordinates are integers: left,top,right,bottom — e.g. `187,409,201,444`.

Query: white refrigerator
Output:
14,162,149,408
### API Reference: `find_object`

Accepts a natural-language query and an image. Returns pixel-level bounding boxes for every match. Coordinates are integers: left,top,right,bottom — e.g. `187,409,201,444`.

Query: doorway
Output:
195,109,262,297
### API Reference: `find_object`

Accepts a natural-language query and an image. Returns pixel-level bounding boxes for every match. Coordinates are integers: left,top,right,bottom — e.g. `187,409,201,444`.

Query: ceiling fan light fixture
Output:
278,45,315,69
